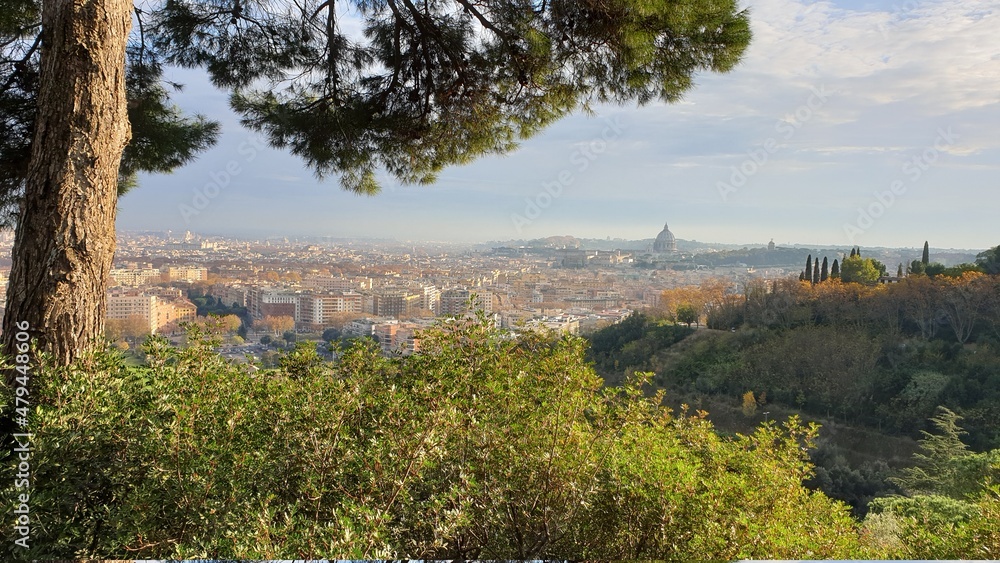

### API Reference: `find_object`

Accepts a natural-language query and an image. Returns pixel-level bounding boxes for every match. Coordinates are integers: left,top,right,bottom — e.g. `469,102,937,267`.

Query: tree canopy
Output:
840,254,884,285
976,245,1000,275
1,0,751,200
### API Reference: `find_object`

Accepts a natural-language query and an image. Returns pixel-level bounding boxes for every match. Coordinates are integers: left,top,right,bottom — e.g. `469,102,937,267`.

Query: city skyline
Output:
116,0,1000,249
113,227,990,256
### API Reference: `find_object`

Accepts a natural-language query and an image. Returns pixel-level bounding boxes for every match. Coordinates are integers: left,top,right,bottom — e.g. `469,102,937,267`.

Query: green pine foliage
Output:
892,407,973,496
118,51,220,191
150,0,751,193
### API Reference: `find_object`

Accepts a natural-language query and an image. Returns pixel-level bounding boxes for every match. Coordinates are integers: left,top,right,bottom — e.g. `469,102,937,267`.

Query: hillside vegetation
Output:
586,269,1000,527
4,320,871,560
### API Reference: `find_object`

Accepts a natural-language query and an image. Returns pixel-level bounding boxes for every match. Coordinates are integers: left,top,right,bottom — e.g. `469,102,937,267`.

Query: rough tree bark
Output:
2,0,131,368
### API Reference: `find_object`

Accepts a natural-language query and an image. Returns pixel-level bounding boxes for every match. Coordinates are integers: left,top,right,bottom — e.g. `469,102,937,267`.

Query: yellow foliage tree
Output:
742,391,757,418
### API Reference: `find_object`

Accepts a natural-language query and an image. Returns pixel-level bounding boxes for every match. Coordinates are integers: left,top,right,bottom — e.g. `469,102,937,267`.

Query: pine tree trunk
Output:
2,0,131,368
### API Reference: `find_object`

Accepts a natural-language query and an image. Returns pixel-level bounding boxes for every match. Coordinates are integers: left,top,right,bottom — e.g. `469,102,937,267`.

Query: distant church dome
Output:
653,222,678,253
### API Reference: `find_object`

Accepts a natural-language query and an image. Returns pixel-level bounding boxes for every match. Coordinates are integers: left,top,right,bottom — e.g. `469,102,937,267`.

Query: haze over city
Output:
117,0,999,249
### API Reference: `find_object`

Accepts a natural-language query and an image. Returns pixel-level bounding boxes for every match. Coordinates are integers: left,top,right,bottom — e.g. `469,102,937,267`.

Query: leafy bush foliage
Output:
4,321,864,559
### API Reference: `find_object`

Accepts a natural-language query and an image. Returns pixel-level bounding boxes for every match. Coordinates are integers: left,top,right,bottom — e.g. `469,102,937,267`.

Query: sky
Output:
116,0,1000,250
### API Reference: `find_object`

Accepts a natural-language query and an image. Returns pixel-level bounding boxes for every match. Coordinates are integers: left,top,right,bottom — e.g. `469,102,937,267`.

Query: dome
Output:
653,222,677,253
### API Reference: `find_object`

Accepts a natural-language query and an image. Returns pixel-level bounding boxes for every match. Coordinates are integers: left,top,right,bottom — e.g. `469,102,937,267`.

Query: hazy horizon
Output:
118,227,990,254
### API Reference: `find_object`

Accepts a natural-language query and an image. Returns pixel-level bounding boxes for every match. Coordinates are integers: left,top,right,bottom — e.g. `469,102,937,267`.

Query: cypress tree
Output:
923,241,930,265
813,260,820,285
805,255,812,282
831,259,840,279
821,257,829,282
897,263,904,278
850,248,856,258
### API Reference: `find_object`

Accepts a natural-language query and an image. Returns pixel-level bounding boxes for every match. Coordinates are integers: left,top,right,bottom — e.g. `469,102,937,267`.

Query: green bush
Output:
3,321,866,559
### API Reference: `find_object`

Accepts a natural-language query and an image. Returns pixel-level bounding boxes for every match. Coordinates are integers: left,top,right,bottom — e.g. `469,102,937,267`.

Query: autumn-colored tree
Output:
121,314,151,345
218,314,242,334
741,390,757,417
939,271,987,344
104,318,124,342
660,282,727,324
868,283,904,335
812,279,882,328
898,276,943,340
260,315,295,335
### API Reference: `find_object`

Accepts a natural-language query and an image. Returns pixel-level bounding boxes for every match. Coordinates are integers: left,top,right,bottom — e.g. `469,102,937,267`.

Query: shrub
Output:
3,321,865,559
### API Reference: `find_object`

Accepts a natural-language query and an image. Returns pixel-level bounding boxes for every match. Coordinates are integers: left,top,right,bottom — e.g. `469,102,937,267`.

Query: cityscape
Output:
0,223,982,363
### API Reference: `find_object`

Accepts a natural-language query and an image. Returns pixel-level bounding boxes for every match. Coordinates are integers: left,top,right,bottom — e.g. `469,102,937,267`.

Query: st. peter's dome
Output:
653,222,677,253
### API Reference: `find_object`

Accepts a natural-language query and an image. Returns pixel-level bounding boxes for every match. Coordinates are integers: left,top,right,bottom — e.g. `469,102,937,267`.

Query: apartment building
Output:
439,288,494,316
421,285,441,314
209,284,249,308
303,275,373,292
376,321,424,356
247,286,300,320
344,318,397,338
298,291,363,326
107,290,158,333
165,265,208,283
109,266,164,287
373,291,422,318
106,289,197,333
156,298,197,331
